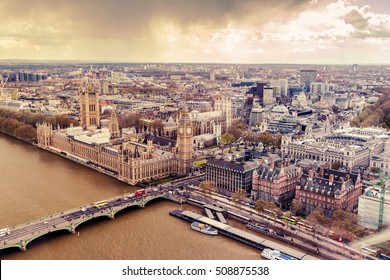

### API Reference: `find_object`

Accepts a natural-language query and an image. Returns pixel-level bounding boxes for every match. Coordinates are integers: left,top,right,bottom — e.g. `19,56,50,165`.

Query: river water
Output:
0,134,264,260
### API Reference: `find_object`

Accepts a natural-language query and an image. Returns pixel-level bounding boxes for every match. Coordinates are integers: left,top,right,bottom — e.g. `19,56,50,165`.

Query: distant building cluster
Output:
3,72,47,82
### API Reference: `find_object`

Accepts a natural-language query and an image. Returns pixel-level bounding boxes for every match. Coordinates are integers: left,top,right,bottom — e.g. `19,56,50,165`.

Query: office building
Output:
300,70,317,92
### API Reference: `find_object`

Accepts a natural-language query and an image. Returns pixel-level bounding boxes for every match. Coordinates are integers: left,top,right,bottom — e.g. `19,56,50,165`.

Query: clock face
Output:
179,128,184,134
187,127,192,134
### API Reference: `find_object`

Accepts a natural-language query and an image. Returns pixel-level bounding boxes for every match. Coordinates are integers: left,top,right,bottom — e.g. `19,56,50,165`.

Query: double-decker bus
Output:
94,200,108,208
135,189,145,196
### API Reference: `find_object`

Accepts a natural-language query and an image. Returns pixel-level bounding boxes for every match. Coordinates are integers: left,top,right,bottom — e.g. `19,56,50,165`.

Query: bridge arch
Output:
72,213,115,231
142,194,167,207
21,228,72,251
111,203,142,217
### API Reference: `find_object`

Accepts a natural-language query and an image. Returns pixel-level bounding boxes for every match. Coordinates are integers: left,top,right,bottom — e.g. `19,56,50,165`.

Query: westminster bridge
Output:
0,174,204,252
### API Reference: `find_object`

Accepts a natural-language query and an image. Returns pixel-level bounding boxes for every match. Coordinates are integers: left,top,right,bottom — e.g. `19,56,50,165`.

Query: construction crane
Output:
376,169,389,227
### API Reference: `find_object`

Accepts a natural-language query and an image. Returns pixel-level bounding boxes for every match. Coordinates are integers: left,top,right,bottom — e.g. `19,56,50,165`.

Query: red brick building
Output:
251,161,301,208
295,168,362,216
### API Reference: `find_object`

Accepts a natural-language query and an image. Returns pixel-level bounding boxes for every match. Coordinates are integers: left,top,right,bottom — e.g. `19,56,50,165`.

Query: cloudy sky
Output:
0,0,389,64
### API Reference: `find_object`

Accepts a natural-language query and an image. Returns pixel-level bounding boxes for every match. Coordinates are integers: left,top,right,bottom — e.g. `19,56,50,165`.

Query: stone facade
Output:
205,156,258,195
251,161,301,208
295,168,362,216
177,105,193,175
36,84,193,185
281,128,390,168
37,123,179,185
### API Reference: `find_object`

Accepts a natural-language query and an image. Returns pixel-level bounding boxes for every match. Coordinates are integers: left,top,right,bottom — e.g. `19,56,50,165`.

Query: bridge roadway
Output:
0,174,204,252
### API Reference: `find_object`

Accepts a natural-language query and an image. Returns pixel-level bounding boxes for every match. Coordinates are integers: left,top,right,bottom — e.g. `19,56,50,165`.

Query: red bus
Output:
135,189,146,196
329,231,342,242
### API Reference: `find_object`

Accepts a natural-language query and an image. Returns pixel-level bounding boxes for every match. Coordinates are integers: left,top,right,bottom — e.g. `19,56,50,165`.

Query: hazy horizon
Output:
1,58,389,66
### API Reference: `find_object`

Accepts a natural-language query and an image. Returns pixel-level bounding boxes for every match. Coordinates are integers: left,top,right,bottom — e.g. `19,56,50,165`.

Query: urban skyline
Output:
1,0,390,64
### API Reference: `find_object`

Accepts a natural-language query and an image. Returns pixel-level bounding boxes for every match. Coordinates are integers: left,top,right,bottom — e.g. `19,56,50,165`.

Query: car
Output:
43,221,49,224
81,207,87,212
244,202,255,209
273,231,285,237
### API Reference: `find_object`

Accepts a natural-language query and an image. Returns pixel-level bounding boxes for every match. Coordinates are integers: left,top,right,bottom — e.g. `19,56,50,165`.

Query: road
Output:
184,184,364,260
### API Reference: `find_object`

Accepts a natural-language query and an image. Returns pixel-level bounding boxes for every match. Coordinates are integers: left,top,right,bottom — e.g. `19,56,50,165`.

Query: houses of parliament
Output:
37,83,193,185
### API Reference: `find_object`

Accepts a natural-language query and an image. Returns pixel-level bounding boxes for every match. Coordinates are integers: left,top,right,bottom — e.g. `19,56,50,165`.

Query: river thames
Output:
0,134,265,260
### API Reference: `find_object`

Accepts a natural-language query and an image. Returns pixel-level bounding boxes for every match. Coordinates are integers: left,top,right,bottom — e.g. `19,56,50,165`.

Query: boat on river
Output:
261,248,297,260
191,221,218,235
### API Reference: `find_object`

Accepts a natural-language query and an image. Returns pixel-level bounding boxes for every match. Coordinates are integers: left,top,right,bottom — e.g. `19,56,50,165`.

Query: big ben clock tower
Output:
177,104,193,175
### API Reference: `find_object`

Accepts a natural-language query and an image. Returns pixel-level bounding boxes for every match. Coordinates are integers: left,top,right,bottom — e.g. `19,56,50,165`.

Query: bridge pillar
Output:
20,239,26,252
70,222,76,234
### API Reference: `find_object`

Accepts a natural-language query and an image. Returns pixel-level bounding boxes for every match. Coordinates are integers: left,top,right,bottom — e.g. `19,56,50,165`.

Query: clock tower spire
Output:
177,102,193,175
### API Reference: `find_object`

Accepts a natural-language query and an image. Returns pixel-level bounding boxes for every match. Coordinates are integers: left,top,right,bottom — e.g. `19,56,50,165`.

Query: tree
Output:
231,189,246,209
118,113,142,129
221,133,236,144
351,88,390,128
290,199,303,216
228,126,242,140
272,133,282,148
331,160,343,170
255,199,267,213
255,199,282,218
151,119,164,135
370,167,380,174
306,208,332,231
198,181,216,200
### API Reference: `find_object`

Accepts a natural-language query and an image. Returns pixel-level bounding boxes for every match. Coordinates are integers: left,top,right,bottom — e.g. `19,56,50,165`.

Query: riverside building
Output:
251,161,301,208
37,83,193,185
295,168,362,216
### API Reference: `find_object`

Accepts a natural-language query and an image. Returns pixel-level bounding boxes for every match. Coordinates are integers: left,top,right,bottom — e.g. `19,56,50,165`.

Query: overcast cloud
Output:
0,0,389,63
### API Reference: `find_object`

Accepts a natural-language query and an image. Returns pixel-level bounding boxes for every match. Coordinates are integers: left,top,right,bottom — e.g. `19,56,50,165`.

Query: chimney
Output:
329,174,334,185
320,168,324,177
270,161,275,171
346,174,350,181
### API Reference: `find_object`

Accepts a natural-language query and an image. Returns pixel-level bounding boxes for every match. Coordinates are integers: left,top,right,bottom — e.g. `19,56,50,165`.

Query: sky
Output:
0,0,390,64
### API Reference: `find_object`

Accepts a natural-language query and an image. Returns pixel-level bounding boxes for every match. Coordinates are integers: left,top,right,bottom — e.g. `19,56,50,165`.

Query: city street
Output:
184,185,364,260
